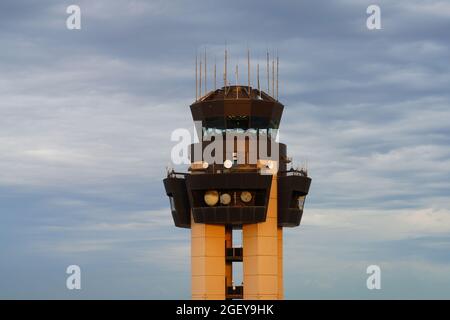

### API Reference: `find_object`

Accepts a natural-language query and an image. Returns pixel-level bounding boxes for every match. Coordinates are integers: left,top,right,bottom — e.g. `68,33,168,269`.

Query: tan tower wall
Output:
277,226,284,299
243,174,282,299
191,219,226,300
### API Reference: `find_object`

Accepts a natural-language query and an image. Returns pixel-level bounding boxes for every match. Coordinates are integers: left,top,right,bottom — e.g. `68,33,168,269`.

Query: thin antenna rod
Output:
276,53,279,101
224,46,228,90
214,56,217,91
247,48,250,96
272,53,275,99
266,50,270,96
195,54,198,101
199,60,202,98
257,63,260,92
235,64,239,99
204,48,207,95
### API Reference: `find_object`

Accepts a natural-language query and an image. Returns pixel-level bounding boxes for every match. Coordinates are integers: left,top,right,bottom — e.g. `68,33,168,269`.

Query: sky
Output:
0,0,449,299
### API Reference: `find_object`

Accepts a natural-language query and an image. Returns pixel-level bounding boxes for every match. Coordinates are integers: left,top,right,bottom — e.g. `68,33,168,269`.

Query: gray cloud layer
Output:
0,0,449,298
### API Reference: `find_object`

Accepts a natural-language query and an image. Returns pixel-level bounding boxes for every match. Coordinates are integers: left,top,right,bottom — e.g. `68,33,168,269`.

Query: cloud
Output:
0,0,449,298
304,207,450,240
407,1,450,18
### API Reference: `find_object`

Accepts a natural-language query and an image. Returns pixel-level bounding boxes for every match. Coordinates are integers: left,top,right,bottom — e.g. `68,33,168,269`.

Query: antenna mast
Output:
276,54,279,101
199,60,202,98
236,64,239,99
272,54,275,99
257,63,260,92
247,48,250,96
224,46,228,91
266,50,270,96
195,54,198,101
204,48,207,95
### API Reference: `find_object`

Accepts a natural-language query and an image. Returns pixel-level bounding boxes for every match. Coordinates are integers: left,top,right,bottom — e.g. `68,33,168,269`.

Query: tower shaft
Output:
243,174,282,299
191,222,226,300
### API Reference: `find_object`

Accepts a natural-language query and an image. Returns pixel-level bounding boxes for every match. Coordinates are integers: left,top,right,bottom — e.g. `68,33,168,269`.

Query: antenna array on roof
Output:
195,46,280,101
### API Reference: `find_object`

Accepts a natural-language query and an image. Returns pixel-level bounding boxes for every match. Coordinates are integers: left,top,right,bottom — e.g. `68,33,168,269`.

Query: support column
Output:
191,218,226,300
242,175,280,299
225,226,233,289
277,226,284,299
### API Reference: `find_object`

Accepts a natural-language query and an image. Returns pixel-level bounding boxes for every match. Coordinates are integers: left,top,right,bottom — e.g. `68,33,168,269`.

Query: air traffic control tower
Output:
163,51,311,299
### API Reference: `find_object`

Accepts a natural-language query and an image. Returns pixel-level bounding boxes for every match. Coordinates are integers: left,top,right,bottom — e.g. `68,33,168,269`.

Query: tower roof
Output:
190,86,284,130
197,86,277,102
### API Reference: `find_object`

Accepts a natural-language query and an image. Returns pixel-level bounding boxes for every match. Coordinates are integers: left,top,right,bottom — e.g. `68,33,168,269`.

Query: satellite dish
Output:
224,159,233,169
204,190,219,206
220,193,231,205
240,191,252,203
